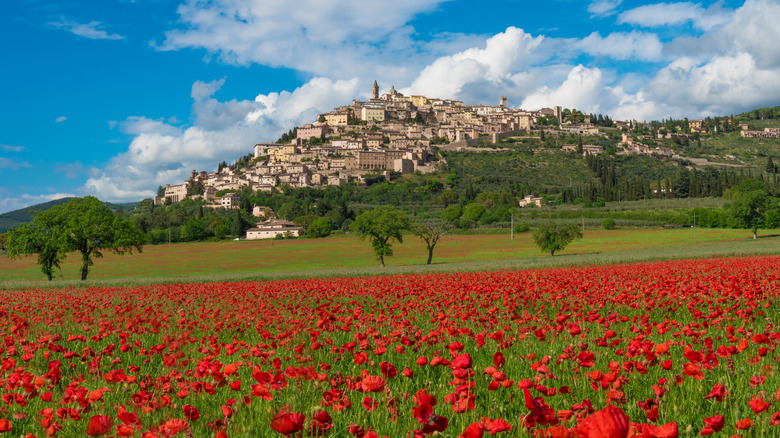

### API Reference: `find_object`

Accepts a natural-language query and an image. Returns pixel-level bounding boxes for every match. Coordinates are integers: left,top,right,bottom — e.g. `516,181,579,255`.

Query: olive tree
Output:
350,206,410,267
532,221,583,256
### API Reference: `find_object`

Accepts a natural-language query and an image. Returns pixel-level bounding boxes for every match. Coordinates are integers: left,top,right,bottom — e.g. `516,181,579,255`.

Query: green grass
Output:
2,227,777,288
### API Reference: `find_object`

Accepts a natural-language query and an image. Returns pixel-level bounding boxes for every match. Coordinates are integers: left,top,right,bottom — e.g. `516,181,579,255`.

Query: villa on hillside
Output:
519,195,544,207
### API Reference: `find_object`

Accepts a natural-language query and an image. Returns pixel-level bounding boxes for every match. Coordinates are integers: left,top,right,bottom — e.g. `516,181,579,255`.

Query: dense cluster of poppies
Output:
1,255,780,437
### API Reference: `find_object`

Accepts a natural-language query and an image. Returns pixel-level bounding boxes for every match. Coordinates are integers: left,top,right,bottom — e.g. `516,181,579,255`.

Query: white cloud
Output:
80,77,360,202
618,2,731,30
0,193,74,215
50,18,125,40
158,0,458,86
715,0,780,68
55,116,67,123
587,0,623,17
1,144,25,152
0,158,30,170
521,65,619,114
403,27,544,100
576,31,663,61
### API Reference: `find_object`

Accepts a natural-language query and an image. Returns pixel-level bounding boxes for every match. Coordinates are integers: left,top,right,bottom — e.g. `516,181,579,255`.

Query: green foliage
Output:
307,217,333,238
462,203,486,224
532,221,583,256
513,221,530,233
441,205,462,225
5,212,64,280
181,218,207,241
350,206,410,267
602,217,616,230
724,179,775,238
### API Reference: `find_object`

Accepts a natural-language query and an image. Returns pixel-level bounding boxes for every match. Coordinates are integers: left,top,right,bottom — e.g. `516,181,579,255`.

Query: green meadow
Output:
2,227,777,286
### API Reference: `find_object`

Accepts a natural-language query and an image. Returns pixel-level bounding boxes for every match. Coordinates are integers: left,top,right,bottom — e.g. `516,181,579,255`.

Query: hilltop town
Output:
156,82,615,208
155,81,761,215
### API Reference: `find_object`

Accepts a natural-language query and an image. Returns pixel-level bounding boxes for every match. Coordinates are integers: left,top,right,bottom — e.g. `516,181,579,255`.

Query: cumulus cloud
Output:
403,27,544,100
157,0,472,87
618,2,731,30
55,116,67,123
401,0,780,120
576,31,663,61
588,0,623,17
50,18,125,40
81,77,360,201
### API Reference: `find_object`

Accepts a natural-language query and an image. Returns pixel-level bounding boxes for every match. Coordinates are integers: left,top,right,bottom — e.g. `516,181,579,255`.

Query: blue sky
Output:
2,0,779,212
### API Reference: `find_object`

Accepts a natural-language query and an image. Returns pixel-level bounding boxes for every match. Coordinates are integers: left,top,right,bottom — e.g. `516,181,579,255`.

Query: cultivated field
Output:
0,228,771,285
1,255,779,436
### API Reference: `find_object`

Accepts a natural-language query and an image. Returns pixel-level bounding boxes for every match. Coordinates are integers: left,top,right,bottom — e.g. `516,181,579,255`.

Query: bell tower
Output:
372,80,379,99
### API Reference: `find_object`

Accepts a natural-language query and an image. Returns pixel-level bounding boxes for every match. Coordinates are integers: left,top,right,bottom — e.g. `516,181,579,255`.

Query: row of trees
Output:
351,206,585,267
6,197,144,280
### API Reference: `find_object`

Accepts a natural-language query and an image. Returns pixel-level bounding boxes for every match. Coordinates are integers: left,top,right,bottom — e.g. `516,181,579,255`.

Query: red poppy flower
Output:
182,405,200,422
641,422,678,438
482,417,512,434
703,384,726,402
361,375,386,393
0,419,11,433
748,396,770,414
735,418,753,430
86,415,113,437
573,405,629,438
459,422,484,438
270,412,306,435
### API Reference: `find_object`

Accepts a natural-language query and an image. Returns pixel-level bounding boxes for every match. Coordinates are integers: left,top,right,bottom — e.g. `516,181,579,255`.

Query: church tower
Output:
372,80,379,99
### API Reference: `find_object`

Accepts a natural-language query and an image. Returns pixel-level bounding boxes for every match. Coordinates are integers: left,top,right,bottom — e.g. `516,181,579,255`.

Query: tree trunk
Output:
81,252,90,281
427,247,433,265
550,250,555,256
379,254,385,267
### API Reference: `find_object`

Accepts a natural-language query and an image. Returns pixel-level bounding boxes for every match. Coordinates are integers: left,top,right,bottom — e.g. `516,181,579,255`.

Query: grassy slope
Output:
1,227,773,287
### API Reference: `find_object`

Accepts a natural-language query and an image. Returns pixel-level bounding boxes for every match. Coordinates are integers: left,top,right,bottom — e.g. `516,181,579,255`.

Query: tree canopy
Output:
724,179,776,239
5,196,144,280
532,221,583,256
350,206,410,267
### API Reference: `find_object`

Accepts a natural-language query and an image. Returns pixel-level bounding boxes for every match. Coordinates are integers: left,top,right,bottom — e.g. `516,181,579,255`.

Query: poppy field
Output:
2,255,780,437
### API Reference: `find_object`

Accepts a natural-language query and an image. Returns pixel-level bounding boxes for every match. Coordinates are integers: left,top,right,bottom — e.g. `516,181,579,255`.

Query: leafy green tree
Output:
181,217,207,241
6,210,64,280
350,206,410,267
441,205,462,225
725,179,773,239
532,221,583,256
157,185,166,197
462,202,486,225
307,217,333,238
57,197,145,280
413,221,449,265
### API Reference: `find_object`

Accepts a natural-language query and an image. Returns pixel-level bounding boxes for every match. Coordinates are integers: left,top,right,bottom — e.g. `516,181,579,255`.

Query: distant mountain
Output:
0,198,139,233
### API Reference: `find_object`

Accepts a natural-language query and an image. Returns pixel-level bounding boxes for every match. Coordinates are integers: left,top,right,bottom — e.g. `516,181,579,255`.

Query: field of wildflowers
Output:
1,255,780,437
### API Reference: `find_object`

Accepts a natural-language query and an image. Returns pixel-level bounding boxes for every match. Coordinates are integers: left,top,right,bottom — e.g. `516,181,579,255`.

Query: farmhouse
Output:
246,219,303,240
